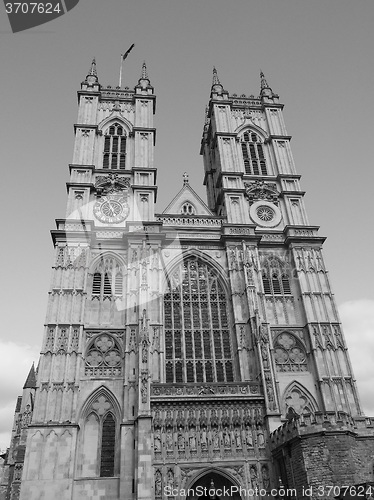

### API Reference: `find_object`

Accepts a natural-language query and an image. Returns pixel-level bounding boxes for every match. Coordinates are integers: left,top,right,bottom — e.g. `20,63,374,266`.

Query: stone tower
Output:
2,62,374,500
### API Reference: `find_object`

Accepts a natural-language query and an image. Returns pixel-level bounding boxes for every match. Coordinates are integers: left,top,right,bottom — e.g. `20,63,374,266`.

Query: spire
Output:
260,70,274,98
212,66,220,86
260,70,269,90
141,61,148,80
211,66,224,95
23,363,36,389
85,58,99,84
89,58,97,78
137,60,151,89
183,172,189,185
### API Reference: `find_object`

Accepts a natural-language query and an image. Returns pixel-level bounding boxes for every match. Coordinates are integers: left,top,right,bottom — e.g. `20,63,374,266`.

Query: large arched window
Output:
240,131,267,176
103,123,126,170
164,257,234,383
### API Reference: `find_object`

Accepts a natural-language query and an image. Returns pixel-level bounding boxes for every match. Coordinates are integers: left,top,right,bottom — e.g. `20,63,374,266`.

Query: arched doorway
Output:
187,471,241,500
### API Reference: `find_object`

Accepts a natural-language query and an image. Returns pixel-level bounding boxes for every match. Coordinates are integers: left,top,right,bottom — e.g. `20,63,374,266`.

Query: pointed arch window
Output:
241,132,267,176
180,202,196,215
79,392,119,478
100,413,116,477
164,257,234,383
103,123,126,170
261,257,292,296
91,257,124,300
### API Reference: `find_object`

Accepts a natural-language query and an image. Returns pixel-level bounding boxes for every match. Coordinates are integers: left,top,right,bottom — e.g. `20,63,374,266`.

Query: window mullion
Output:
197,266,204,383
217,286,226,382
208,279,217,383
180,293,187,383
170,290,175,382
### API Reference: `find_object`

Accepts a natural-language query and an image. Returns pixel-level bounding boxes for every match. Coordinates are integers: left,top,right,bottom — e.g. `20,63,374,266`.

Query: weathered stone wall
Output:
271,413,374,499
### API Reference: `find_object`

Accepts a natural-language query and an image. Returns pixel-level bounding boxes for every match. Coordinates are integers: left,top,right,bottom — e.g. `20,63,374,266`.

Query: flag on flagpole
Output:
122,44,135,61
119,44,135,87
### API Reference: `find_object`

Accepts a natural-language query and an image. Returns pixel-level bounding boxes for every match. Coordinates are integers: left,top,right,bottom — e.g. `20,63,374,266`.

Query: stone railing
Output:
285,226,320,238
56,220,92,232
156,216,222,227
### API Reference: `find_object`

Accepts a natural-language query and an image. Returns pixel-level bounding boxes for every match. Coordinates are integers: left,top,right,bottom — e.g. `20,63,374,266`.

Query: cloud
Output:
0,340,39,451
339,299,374,416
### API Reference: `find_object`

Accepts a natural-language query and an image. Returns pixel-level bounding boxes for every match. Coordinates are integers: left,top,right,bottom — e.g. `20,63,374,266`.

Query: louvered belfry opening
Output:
91,258,124,300
164,258,234,384
241,131,267,176
103,123,126,170
262,257,292,296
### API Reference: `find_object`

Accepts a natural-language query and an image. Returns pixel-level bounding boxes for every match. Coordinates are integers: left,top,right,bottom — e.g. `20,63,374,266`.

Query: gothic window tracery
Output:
261,257,291,296
273,332,307,372
241,131,267,176
164,257,234,383
91,257,124,300
283,383,317,416
85,333,122,376
103,123,126,170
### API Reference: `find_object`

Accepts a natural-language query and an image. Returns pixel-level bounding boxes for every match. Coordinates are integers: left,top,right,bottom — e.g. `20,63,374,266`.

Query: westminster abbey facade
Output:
2,61,374,500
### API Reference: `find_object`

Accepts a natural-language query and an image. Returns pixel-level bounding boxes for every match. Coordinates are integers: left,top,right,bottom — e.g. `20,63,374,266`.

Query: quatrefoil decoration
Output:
86,333,121,371
95,335,114,352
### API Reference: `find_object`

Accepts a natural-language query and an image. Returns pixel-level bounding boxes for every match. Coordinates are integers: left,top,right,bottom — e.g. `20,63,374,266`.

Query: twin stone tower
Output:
2,60,374,500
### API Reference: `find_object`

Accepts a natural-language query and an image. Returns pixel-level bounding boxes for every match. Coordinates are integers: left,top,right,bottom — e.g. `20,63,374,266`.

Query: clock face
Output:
93,195,129,224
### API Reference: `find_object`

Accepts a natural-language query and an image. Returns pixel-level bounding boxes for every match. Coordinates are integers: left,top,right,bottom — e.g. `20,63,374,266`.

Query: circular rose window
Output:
249,200,282,228
256,205,275,222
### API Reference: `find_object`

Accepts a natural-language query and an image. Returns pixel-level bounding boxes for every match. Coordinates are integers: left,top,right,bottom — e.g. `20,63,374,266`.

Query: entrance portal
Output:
187,471,241,500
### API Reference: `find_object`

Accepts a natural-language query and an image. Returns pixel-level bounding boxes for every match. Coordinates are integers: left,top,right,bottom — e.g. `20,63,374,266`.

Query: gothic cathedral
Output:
2,61,374,500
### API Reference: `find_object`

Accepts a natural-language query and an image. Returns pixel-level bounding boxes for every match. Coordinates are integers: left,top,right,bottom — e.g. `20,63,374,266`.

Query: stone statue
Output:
250,465,259,489
166,428,173,451
223,426,231,447
235,427,242,448
200,426,207,448
155,470,162,496
177,427,185,450
154,429,161,452
245,425,253,447
189,428,196,450
213,428,220,449
257,424,265,447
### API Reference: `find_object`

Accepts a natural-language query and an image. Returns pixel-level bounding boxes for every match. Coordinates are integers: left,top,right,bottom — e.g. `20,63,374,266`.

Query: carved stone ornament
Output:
245,180,279,206
95,173,130,195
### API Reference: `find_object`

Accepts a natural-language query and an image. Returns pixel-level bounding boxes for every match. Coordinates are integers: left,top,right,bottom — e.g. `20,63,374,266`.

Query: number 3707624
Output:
5,3,61,14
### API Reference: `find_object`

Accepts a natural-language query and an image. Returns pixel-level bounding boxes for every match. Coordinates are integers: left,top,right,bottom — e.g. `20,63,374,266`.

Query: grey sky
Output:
0,0,373,449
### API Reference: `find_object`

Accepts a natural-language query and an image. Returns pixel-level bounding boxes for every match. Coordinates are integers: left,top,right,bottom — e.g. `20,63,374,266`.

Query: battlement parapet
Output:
270,411,374,450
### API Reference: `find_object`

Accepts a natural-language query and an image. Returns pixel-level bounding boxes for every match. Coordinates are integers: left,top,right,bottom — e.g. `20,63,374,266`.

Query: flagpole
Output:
118,44,135,88
119,54,123,88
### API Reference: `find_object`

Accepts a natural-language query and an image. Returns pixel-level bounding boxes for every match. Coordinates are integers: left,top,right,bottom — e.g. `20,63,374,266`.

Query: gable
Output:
162,181,213,216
